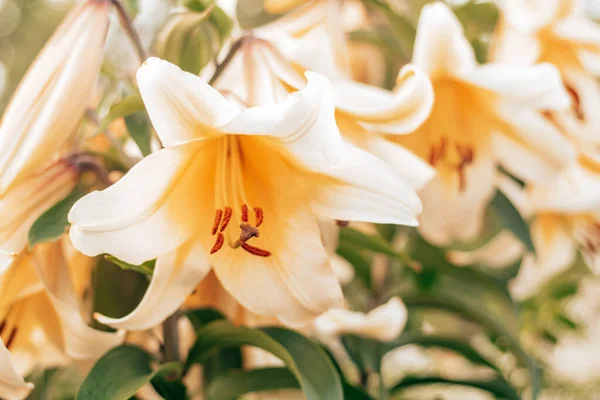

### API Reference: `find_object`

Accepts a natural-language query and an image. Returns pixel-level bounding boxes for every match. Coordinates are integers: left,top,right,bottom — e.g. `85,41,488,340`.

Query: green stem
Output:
162,312,180,363
112,0,148,64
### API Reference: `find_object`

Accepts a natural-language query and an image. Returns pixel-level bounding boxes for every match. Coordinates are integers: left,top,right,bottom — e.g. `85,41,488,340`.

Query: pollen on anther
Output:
220,207,233,232
241,243,271,257
241,204,249,222
212,209,223,235
254,207,264,227
211,233,225,254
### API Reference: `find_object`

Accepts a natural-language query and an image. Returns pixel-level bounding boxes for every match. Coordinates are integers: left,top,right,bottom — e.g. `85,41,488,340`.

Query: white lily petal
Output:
312,143,422,225
418,155,496,245
509,217,576,300
212,206,343,328
314,297,407,342
0,1,109,193
553,69,600,144
32,243,124,359
578,48,600,75
0,162,76,264
96,236,211,330
495,0,559,33
529,164,600,213
220,72,423,225
553,17,600,47
69,142,208,264
448,231,525,268
412,2,477,78
491,19,541,65
137,58,239,146
362,136,435,191
330,254,355,285
0,341,33,400
332,65,434,134
491,133,562,186
459,63,570,110
498,106,577,170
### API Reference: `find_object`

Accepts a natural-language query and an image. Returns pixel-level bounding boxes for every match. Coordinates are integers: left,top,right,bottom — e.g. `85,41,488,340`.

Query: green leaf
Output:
104,255,155,278
77,345,182,400
383,334,499,372
336,244,372,287
185,307,227,330
28,187,85,247
339,228,400,258
391,376,520,400
151,375,187,400
235,0,287,29
362,0,416,58
124,112,152,156
207,368,300,400
187,321,344,400
98,94,145,132
490,189,535,253
92,257,149,325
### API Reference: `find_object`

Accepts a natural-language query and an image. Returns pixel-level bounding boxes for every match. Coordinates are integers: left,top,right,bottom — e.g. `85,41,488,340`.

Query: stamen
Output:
254,207,264,227
220,207,233,232
241,204,248,222
231,223,260,248
566,84,585,121
211,209,223,235
336,220,350,227
241,243,272,257
210,233,225,254
4,328,16,349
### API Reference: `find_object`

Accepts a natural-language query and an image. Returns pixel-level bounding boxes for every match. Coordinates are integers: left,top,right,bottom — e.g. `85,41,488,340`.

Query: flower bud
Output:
0,0,110,193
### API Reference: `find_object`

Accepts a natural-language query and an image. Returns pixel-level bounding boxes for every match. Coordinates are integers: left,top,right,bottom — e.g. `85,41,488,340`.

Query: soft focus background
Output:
4,0,600,399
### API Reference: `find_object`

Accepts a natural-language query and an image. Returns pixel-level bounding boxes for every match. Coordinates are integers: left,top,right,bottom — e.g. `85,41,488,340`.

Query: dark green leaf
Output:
98,94,145,132
383,334,499,372
104,255,155,278
151,375,187,400
339,228,400,258
77,345,182,400
362,0,416,58
28,187,85,247
337,244,372,287
391,375,520,400
92,257,149,325
185,308,227,330
187,321,343,400
207,368,299,400
124,112,152,156
490,189,535,253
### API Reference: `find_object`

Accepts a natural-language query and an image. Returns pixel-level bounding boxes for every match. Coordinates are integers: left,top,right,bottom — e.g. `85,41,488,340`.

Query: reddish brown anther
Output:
254,207,264,227
241,204,248,222
220,207,233,232
336,220,350,227
210,233,225,254
4,327,17,349
211,209,223,235
241,243,271,257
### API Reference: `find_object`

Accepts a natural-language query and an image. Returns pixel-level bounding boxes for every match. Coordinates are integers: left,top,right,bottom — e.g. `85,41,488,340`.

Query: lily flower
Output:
0,160,78,273
0,0,110,193
386,2,573,245
493,0,600,166
215,36,436,191
69,58,422,329
0,239,124,400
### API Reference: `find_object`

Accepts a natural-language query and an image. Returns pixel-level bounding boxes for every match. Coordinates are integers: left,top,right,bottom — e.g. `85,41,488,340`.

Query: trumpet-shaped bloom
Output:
0,161,77,273
0,240,123,399
70,58,423,329
0,0,110,193
314,297,407,342
387,2,573,245
215,37,435,191
494,0,600,74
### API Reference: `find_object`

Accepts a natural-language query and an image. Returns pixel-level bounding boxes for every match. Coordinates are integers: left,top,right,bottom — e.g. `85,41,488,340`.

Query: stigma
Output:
210,204,271,257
